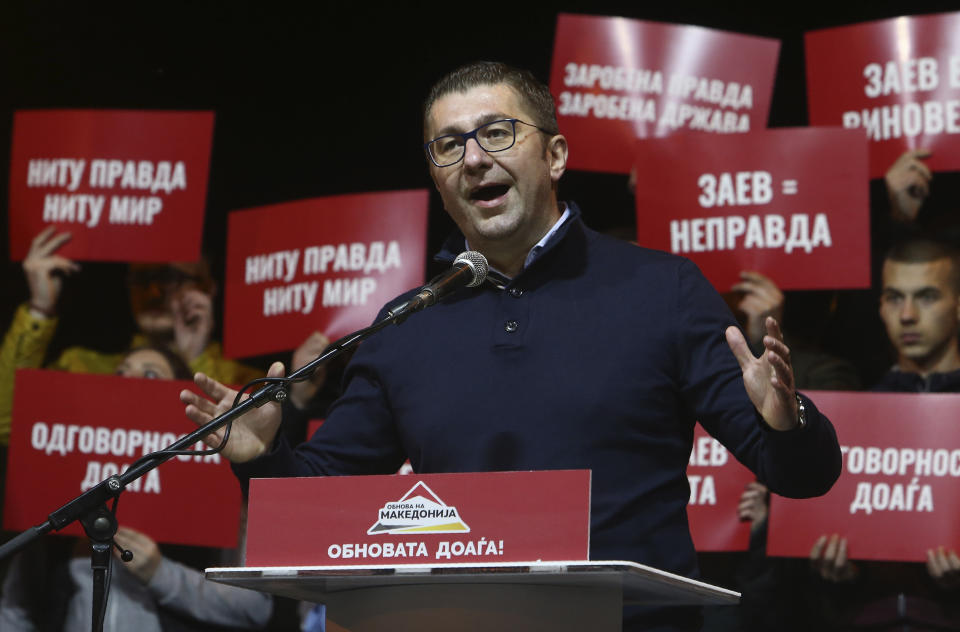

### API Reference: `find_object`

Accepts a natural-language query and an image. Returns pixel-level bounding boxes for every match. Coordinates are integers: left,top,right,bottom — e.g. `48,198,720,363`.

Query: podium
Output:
226,472,740,630
206,560,739,632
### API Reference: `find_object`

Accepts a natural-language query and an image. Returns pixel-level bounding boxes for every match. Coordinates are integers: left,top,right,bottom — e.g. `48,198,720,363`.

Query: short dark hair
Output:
884,236,960,293
423,61,558,139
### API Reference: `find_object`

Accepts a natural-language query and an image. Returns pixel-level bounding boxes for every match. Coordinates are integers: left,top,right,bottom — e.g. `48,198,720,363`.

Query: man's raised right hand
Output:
179,361,285,463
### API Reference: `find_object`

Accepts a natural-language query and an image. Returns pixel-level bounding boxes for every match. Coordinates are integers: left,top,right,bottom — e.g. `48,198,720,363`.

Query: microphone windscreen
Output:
454,251,488,287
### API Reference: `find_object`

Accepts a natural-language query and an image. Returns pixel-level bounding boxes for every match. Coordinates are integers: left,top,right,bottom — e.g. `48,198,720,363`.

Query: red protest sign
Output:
3,369,242,548
8,110,213,262
687,426,755,552
549,13,779,174
223,190,428,358
245,471,591,567
806,12,960,178
768,391,960,562
634,128,870,291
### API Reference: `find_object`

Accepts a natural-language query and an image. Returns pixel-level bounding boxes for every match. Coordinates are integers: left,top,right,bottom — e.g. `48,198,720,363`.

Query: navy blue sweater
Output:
236,203,841,587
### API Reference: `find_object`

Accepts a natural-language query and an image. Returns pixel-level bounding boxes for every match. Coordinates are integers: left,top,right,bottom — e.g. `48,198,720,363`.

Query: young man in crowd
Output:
872,237,960,390
806,236,960,629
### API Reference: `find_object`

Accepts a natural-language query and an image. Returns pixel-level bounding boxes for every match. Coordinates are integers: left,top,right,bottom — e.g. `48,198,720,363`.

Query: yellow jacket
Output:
0,303,263,445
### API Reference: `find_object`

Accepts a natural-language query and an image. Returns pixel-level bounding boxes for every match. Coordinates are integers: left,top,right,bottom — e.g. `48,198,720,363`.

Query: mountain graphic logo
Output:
367,481,470,535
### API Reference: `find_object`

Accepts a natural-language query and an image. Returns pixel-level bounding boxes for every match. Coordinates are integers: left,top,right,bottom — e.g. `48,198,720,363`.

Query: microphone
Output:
387,251,488,322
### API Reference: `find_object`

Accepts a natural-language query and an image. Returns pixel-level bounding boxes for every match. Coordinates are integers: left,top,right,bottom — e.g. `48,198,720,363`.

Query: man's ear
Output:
546,134,568,183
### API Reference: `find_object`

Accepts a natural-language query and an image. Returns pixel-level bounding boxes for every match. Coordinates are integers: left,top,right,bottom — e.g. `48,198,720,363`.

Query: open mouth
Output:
470,184,509,202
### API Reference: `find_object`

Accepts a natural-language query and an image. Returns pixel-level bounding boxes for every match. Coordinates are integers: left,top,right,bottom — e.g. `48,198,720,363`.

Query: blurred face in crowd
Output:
424,83,566,270
879,257,960,374
127,262,214,336
115,349,176,380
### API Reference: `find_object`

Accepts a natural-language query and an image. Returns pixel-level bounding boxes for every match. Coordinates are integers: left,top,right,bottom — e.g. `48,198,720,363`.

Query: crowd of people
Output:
703,231,960,630
0,54,958,632
0,229,333,629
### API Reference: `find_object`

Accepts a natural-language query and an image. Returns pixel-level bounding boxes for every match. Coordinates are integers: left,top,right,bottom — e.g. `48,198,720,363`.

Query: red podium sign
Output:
687,426,754,552
806,11,960,177
634,128,870,291
223,190,429,358
245,471,591,567
3,370,243,547
550,13,779,173
8,110,213,262
768,391,960,562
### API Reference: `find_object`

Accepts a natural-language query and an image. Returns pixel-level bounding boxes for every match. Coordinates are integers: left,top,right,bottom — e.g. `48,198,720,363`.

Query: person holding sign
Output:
0,227,263,446
873,148,960,273
885,149,934,224
805,237,960,629
181,61,842,632
0,522,273,632
730,270,861,390
0,345,273,632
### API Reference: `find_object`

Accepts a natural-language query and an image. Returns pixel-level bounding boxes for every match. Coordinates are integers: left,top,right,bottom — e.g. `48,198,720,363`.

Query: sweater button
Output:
504,320,519,333
509,287,523,297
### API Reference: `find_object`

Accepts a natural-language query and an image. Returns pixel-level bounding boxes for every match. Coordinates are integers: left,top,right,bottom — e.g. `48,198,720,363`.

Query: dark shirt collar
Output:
435,202,583,288
872,366,960,392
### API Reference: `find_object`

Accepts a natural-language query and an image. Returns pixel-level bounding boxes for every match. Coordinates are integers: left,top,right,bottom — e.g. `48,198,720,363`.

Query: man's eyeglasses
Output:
424,118,556,168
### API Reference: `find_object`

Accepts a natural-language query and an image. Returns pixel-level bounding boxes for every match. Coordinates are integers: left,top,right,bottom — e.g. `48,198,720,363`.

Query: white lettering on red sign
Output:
327,541,430,560
863,57,940,98
88,160,187,193
557,65,754,133
26,159,184,227
838,444,952,516
687,474,718,506
669,213,832,254
563,64,664,94
697,171,773,208
245,242,402,317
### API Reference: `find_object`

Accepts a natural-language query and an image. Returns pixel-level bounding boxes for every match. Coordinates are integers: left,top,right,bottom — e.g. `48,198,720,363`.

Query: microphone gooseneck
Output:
387,251,488,322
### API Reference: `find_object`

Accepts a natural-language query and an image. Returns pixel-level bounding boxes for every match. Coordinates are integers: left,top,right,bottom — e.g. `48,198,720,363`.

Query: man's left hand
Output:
726,316,800,431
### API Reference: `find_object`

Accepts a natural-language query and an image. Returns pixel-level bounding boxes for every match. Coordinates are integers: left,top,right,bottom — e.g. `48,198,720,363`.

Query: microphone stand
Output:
0,310,408,632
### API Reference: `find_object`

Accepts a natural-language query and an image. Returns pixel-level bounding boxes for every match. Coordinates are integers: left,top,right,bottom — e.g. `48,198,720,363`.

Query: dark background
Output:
0,1,955,377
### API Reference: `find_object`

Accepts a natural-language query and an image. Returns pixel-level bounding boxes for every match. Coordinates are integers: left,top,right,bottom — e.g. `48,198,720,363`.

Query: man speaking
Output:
181,62,841,631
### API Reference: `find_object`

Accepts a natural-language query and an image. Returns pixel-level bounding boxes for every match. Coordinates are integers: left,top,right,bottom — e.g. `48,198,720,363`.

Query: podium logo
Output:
368,481,470,535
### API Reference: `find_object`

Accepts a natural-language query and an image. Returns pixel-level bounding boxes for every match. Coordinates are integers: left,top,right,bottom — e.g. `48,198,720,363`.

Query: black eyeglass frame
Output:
423,118,557,167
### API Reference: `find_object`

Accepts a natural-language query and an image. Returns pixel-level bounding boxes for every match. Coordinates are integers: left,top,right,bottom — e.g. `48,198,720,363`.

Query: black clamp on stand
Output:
77,486,132,631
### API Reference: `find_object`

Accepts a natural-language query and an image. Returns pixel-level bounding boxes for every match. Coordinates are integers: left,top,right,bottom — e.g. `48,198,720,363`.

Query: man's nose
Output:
462,137,491,170
900,299,918,322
